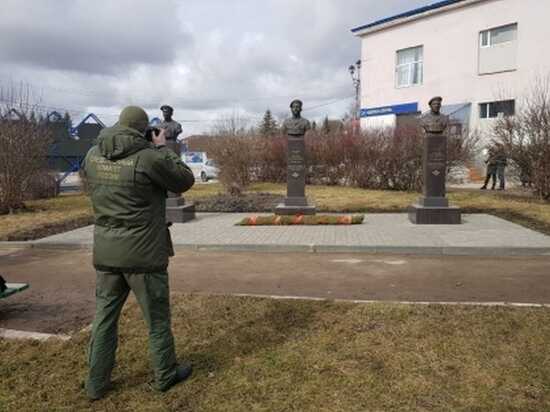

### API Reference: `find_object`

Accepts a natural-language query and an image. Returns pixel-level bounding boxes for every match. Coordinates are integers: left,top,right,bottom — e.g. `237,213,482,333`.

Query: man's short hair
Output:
289,99,303,108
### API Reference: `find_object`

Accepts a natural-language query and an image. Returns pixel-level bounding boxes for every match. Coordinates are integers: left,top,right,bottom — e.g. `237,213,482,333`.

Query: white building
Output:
351,0,550,134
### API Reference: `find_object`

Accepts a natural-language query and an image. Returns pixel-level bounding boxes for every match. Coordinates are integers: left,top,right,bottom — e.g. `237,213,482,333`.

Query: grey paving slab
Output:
12,213,550,256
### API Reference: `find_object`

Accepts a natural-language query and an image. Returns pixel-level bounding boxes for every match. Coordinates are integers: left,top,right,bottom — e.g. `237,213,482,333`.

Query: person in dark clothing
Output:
494,145,508,190
481,146,498,190
82,106,195,400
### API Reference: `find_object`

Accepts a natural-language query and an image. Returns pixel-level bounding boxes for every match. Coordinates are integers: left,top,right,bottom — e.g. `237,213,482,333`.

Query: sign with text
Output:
361,102,418,118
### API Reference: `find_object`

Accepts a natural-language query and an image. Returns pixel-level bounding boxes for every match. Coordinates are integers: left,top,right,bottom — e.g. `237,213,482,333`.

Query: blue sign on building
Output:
360,102,418,118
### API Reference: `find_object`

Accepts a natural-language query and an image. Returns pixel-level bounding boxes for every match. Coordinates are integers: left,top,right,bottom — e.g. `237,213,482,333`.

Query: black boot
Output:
157,364,193,393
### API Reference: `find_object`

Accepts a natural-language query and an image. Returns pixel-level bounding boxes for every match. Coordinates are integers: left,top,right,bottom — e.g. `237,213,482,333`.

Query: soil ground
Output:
1,247,549,334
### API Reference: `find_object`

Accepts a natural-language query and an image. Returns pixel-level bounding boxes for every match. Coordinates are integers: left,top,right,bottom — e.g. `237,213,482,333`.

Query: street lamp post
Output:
348,59,361,133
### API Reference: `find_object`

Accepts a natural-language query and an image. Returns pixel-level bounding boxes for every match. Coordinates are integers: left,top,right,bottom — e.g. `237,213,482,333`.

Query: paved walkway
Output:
18,213,550,256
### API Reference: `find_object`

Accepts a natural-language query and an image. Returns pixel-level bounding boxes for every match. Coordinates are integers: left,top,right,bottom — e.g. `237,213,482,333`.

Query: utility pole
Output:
348,59,361,134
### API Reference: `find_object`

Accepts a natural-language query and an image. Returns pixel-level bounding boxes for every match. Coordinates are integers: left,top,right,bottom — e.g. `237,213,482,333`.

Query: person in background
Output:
480,145,498,190
494,143,508,190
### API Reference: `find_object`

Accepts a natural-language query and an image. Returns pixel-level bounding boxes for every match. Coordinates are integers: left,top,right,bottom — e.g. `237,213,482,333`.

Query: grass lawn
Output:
2,183,550,240
1,295,549,411
0,194,93,241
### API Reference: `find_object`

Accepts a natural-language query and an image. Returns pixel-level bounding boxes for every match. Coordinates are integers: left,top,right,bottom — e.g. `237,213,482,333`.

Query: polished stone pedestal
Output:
409,132,461,225
165,139,196,223
408,204,461,224
275,135,316,216
166,196,196,223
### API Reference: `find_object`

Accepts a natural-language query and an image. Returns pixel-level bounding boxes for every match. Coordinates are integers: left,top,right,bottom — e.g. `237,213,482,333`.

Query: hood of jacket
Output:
97,124,151,160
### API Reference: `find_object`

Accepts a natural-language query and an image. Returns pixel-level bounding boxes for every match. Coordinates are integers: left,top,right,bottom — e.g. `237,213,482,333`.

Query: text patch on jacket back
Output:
87,155,136,187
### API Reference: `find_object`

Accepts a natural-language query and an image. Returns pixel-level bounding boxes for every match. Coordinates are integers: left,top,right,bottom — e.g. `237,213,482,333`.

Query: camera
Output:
144,126,160,142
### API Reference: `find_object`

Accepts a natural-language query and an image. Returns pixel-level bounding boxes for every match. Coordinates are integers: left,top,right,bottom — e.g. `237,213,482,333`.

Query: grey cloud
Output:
0,0,191,74
0,0,428,133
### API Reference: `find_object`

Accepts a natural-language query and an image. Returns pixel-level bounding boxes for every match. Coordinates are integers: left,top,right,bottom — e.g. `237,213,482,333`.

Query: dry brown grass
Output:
0,194,93,240
1,295,550,411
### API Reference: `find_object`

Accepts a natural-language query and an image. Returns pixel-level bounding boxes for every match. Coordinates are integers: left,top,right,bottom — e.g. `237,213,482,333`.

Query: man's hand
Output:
152,128,167,147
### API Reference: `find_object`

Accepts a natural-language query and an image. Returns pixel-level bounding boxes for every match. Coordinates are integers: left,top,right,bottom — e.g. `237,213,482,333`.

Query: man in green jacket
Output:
82,106,195,400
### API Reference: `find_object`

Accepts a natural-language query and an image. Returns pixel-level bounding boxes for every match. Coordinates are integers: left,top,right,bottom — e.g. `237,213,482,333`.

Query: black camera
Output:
144,126,160,142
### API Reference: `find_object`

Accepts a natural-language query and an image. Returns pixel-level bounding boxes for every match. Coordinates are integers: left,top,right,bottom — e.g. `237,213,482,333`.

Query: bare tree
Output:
207,115,256,195
0,83,53,213
492,76,550,199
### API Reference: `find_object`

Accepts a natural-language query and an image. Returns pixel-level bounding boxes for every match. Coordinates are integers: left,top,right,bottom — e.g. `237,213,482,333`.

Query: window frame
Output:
479,23,517,48
479,100,515,119
395,45,424,89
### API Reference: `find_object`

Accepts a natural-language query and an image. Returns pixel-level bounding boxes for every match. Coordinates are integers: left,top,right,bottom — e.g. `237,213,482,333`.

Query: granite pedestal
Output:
409,132,461,224
275,135,316,215
166,197,196,223
166,140,196,223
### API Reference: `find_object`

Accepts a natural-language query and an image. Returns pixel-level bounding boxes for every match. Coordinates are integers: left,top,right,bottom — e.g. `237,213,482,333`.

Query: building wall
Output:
358,0,550,134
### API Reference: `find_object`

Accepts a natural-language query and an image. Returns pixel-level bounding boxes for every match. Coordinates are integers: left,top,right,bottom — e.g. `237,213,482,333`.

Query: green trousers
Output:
86,270,177,398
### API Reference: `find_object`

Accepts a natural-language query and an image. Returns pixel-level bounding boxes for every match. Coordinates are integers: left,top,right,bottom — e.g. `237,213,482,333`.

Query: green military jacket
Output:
83,124,194,273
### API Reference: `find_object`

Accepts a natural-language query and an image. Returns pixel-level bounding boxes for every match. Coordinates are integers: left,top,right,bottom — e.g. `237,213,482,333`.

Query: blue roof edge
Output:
351,0,468,34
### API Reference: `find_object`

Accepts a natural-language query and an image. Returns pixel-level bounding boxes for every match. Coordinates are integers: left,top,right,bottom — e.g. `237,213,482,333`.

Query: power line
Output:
302,96,354,112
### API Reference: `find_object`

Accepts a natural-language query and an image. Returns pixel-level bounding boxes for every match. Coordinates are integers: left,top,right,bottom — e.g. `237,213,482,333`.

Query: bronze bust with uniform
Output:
275,99,316,215
408,96,461,224
282,99,311,137
420,96,449,134
158,105,183,141
157,104,196,223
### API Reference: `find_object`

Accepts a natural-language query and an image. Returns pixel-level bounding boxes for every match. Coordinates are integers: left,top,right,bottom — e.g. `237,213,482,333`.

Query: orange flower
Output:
337,215,352,224
293,214,304,224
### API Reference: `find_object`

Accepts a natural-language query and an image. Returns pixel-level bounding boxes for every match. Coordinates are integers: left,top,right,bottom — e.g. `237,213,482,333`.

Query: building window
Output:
480,24,517,48
479,100,515,119
395,46,423,88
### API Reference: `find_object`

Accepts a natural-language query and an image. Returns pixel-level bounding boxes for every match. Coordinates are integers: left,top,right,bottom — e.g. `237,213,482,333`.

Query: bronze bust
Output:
158,105,183,141
420,96,449,134
282,99,311,136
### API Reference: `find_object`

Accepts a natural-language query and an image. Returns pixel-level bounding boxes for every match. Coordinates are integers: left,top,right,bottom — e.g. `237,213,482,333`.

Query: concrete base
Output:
408,204,461,225
25,214,550,256
166,203,196,223
274,203,317,216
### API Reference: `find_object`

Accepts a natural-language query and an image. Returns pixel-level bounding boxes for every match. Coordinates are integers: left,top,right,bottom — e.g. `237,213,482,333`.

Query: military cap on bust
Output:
160,105,174,112
289,99,303,108
428,96,443,106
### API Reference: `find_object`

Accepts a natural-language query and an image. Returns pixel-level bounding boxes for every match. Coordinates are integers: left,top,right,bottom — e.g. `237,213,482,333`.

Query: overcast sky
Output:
0,0,428,135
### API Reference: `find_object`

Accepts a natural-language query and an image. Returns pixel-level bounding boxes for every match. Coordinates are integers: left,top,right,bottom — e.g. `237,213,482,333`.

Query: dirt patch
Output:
193,192,284,212
3,216,94,241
